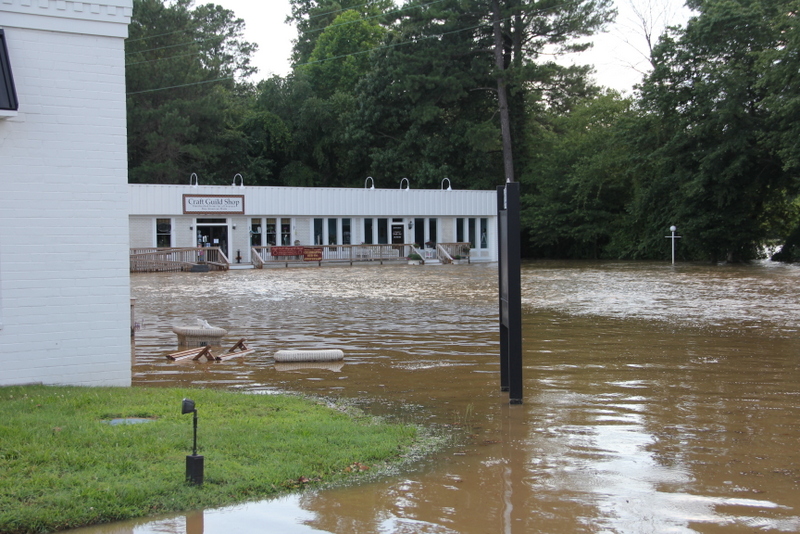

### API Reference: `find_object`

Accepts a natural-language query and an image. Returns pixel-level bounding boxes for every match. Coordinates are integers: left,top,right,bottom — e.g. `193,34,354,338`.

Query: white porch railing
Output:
437,242,472,264
250,243,473,267
251,244,418,267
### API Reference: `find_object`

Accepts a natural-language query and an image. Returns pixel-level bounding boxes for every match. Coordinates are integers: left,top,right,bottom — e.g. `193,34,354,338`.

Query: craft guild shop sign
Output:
183,195,245,214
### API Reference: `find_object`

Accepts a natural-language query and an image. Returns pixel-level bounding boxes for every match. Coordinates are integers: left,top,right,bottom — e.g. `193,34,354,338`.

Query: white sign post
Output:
665,225,681,265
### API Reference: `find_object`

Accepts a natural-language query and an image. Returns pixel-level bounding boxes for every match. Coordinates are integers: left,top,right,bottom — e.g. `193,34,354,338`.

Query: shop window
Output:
0,30,18,111
314,218,324,245
266,218,277,246
156,219,171,248
281,218,291,245
377,218,388,244
328,218,337,245
480,218,488,248
342,218,351,245
250,218,262,247
364,218,373,244
468,218,476,248
456,218,464,243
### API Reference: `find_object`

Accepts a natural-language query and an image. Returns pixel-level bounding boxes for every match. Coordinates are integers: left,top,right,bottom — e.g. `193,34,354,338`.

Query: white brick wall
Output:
175,217,194,248
295,218,311,246
441,217,455,242
230,217,249,262
129,217,153,249
0,4,132,386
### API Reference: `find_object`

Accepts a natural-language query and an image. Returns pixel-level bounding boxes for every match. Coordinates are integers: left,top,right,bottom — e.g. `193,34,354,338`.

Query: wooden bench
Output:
167,339,255,362
214,339,255,361
167,345,215,362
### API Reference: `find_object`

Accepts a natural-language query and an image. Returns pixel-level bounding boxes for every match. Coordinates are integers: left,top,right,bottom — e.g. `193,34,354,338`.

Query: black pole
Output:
185,406,203,486
506,183,523,404
192,411,198,456
498,182,523,404
497,186,509,392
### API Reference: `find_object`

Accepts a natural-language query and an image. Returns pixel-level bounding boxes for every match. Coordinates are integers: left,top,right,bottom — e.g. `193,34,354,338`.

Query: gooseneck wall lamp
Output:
182,398,203,485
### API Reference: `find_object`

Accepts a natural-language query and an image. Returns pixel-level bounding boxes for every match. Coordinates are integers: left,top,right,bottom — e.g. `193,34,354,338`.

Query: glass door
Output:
196,219,229,259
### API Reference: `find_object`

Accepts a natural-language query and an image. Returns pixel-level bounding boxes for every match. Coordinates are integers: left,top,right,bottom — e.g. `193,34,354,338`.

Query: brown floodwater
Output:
68,260,800,533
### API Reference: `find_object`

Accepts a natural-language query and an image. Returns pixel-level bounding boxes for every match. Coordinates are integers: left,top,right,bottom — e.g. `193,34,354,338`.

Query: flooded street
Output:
78,261,800,533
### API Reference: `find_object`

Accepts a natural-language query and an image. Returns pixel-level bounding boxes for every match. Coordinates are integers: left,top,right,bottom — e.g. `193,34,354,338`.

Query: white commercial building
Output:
129,183,499,264
0,0,498,387
0,1,133,386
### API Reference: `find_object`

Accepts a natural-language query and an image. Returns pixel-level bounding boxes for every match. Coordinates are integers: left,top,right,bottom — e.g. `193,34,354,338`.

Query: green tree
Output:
493,0,616,182
757,0,800,260
302,10,388,98
637,0,799,262
523,92,636,258
352,0,500,188
126,0,256,184
288,0,394,65
757,0,800,174
237,108,293,186
349,0,614,188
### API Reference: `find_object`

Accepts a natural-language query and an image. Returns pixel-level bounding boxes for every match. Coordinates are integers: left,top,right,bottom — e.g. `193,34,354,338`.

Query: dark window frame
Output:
0,29,19,111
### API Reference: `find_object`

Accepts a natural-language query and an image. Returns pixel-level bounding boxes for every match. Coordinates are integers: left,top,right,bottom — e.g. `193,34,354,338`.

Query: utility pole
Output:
493,0,523,404
493,0,514,184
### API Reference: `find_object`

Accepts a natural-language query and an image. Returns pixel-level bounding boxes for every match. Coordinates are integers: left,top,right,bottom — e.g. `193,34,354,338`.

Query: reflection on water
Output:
68,261,800,533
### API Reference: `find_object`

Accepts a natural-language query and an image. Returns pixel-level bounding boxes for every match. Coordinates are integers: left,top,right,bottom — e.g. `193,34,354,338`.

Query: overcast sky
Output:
212,0,693,94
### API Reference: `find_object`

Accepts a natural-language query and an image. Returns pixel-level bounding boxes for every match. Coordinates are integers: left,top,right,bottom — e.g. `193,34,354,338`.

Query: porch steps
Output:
229,263,255,270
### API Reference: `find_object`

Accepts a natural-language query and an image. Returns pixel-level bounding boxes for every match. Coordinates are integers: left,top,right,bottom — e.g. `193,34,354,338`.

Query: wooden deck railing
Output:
130,247,230,272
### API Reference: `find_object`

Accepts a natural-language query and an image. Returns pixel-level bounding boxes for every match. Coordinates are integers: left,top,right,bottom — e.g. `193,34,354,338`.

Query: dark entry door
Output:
414,219,425,247
196,225,229,259
391,224,405,245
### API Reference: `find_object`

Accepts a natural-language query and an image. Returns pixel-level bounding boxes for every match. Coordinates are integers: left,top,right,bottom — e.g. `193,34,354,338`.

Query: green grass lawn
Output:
0,385,418,534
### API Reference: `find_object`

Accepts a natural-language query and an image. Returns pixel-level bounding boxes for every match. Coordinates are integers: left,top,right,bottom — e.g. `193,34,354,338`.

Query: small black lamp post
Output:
182,398,203,486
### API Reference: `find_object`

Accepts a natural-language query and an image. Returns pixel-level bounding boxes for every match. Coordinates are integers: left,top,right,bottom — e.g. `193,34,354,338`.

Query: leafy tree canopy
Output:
636,0,800,261
124,0,800,261
126,0,256,184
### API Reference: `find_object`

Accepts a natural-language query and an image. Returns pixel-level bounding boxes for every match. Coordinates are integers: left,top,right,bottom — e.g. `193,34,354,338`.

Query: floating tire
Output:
274,349,344,363
274,361,344,372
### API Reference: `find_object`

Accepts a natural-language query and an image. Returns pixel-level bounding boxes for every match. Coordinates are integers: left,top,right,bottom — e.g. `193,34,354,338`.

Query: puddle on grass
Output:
104,418,155,426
